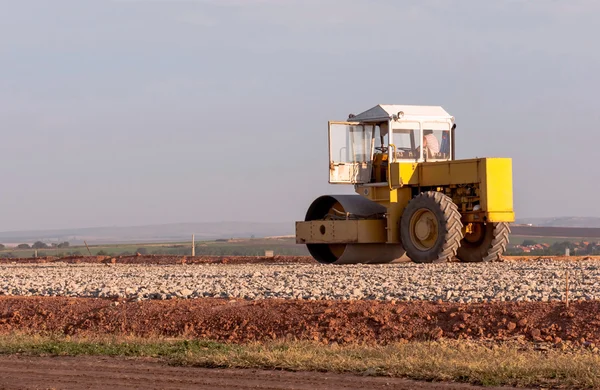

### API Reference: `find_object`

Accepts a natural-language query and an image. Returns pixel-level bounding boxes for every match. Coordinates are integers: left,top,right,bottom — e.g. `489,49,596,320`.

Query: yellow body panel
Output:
295,220,387,244
390,163,418,187
392,158,487,186
420,160,480,186
481,158,514,221
390,157,514,223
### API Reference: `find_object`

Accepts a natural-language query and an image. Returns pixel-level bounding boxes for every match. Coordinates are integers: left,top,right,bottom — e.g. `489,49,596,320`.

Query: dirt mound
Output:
0,254,317,265
1,297,599,346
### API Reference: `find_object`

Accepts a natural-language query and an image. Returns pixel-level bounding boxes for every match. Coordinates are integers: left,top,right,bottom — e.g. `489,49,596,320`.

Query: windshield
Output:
390,121,452,162
392,129,421,161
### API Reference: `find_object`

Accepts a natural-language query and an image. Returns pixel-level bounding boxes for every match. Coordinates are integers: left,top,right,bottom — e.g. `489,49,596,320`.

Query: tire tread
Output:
400,191,463,263
457,222,510,263
483,222,510,262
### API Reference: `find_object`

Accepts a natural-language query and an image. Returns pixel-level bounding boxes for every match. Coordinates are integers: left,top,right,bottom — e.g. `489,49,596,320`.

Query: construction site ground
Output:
1,253,599,265
2,254,600,389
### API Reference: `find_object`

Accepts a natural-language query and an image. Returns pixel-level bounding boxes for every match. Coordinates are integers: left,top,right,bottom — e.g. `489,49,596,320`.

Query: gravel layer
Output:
1,260,599,302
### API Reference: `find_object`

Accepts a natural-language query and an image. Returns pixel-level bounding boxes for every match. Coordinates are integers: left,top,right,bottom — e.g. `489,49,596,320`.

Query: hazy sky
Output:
1,0,599,231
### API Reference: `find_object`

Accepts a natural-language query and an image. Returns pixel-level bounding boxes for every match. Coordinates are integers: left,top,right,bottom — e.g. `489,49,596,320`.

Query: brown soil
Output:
1,254,599,265
0,355,521,390
1,296,599,346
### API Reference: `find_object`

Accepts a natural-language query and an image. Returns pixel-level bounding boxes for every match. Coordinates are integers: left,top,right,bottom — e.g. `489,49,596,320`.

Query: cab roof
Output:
348,104,453,123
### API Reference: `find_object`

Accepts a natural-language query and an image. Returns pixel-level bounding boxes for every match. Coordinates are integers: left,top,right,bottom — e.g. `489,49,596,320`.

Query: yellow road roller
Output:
295,104,514,264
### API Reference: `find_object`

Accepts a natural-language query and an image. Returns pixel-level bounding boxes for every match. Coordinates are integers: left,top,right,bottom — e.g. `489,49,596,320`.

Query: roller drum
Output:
304,195,406,264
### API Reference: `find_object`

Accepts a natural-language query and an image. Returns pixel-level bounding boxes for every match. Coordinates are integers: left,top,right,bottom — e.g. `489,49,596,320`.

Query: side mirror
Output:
451,123,456,160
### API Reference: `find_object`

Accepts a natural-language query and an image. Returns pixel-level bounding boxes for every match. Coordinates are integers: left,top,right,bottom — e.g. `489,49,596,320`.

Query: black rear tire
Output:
457,222,510,262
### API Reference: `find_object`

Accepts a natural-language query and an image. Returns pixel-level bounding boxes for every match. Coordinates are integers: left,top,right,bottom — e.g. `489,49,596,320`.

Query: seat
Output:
440,131,450,155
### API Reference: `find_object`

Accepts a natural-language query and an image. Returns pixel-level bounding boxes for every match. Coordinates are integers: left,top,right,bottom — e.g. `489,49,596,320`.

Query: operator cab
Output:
328,104,455,185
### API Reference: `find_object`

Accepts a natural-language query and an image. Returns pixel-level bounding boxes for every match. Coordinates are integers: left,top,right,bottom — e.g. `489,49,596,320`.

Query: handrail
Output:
388,144,397,190
389,144,397,163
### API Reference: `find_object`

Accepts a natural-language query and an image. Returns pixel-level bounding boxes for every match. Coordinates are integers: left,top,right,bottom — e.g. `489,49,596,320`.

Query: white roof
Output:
348,104,453,122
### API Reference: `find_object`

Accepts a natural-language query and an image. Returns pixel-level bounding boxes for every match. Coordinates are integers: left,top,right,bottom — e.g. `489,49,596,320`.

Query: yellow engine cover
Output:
387,157,514,223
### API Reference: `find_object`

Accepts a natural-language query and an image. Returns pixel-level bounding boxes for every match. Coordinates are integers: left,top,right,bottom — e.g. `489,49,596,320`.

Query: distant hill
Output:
0,222,294,246
515,217,600,228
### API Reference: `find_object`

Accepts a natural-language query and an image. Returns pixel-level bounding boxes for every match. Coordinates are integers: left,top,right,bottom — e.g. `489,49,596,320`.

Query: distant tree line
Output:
7,241,70,250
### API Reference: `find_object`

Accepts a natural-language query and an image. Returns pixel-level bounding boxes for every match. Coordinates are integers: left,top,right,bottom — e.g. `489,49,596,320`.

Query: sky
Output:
1,0,599,231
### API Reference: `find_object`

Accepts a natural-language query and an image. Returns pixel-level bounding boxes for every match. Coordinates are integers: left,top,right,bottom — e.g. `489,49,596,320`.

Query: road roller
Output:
295,104,514,264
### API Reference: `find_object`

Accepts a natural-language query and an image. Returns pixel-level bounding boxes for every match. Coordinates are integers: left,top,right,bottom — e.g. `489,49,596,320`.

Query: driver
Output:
422,130,440,158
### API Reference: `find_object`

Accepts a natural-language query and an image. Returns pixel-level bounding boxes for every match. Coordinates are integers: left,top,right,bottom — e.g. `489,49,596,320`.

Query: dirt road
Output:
0,355,522,390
